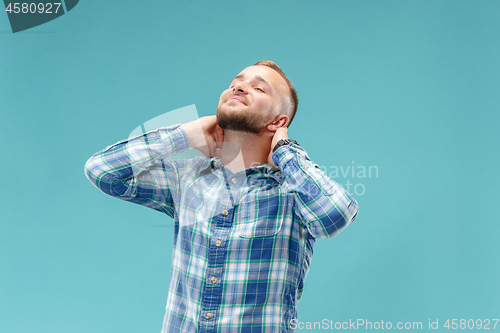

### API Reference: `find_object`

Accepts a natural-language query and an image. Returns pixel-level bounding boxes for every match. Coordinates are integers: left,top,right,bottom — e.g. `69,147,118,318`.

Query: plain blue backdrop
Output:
1,1,499,332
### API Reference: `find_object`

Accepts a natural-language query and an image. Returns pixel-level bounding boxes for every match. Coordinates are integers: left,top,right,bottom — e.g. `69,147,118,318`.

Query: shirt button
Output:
205,312,212,319
215,240,222,247
231,178,237,184
211,276,217,284
222,210,228,216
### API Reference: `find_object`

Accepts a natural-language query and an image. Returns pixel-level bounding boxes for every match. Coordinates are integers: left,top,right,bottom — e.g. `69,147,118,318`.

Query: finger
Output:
213,126,224,158
214,143,222,157
208,142,217,158
214,125,224,143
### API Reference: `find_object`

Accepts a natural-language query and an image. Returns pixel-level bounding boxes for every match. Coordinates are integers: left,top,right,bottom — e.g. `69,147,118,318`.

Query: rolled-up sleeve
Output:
84,124,190,217
273,143,359,238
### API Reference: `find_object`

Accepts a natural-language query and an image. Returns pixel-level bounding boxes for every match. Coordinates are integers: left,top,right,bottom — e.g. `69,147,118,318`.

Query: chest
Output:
176,173,294,238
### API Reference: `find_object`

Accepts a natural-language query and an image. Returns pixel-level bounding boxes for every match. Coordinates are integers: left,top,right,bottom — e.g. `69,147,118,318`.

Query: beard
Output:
216,106,266,134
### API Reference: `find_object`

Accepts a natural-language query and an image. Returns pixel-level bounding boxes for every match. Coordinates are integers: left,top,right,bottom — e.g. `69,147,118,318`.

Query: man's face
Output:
216,65,289,134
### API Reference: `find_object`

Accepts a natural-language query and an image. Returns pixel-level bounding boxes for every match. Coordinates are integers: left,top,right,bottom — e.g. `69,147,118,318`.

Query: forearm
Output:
84,124,189,197
273,144,359,238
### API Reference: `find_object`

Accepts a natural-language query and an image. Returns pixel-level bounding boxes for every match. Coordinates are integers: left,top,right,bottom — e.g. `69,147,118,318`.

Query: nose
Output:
232,82,248,94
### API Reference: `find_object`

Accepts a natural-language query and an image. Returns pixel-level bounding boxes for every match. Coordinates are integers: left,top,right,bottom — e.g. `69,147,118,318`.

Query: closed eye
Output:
255,87,265,92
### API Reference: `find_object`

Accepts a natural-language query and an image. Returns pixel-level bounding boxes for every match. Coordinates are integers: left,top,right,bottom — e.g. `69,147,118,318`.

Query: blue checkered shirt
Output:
84,124,359,332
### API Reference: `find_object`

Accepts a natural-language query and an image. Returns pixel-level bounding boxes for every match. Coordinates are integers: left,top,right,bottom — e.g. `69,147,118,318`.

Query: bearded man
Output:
85,60,359,332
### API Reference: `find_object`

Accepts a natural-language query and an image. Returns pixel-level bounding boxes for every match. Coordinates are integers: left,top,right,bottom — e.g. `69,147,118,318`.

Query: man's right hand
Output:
180,116,224,158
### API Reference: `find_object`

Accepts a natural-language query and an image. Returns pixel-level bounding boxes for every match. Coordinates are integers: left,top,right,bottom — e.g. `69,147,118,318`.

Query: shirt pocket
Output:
236,186,288,238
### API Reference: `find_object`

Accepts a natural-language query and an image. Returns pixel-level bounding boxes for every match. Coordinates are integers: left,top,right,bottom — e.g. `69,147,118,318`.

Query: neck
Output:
220,129,273,173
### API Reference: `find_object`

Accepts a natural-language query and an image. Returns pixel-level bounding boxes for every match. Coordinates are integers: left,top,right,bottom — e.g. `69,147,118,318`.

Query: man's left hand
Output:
267,127,288,170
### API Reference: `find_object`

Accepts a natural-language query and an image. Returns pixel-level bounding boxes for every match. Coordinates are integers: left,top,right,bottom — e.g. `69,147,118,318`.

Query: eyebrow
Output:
232,74,271,89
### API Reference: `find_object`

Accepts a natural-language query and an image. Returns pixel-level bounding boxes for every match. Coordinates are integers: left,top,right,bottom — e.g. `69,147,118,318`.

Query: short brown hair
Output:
253,60,298,126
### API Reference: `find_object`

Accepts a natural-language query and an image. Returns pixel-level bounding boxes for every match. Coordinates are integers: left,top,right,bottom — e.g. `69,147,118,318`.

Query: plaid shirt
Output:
84,124,359,333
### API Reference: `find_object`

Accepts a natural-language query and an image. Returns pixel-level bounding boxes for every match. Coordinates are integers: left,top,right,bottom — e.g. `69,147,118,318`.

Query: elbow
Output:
321,201,359,238
306,208,351,239
84,156,99,186
349,202,359,224
83,156,130,197
347,197,359,224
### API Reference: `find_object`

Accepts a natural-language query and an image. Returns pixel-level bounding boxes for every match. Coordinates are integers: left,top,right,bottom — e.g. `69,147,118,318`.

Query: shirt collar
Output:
203,157,285,183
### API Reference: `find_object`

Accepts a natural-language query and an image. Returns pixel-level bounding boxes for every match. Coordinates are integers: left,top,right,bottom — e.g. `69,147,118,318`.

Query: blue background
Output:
1,0,499,332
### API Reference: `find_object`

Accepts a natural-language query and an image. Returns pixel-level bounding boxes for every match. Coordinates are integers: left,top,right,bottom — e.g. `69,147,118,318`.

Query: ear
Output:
266,115,289,132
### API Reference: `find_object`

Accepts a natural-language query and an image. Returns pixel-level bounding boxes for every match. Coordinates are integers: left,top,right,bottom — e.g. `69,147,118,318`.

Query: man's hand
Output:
267,127,288,170
181,116,224,158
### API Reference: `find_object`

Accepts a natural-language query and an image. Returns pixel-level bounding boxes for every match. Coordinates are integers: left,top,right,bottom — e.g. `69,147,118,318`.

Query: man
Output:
84,60,359,332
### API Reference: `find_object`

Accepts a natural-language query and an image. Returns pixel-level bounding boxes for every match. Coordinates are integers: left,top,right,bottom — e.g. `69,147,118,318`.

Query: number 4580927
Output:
5,3,62,14
444,319,498,330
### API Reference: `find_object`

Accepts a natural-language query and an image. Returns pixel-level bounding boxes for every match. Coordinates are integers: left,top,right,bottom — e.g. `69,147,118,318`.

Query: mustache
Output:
225,94,247,105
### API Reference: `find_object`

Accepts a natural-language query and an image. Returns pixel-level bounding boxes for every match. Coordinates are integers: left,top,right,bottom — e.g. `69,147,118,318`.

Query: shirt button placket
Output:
200,202,232,329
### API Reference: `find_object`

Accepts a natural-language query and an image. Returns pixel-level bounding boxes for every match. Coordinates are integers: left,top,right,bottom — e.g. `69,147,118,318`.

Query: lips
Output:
227,96,247,105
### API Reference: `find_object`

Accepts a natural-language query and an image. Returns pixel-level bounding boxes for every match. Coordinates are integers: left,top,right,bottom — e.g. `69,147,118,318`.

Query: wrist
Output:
273,139,299,153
